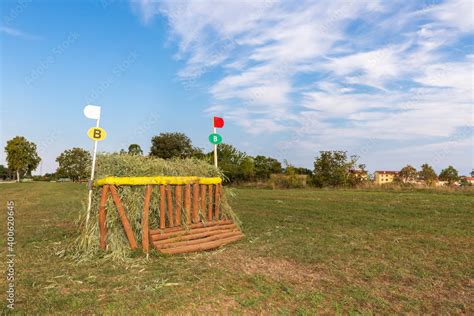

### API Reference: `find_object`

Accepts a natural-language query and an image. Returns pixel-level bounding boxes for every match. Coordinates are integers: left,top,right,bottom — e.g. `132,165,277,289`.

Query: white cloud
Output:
0,26,41,40
428,0,474,33
414,59,474,92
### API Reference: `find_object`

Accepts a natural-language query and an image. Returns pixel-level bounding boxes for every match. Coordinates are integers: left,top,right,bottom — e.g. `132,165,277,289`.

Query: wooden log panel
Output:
175,185,182,226
153,227,239,246
98,185,110,250
150,223,237,241
142,184,152,253
214,184,220,220
166,185,174,227
207,185,213,221
149,219,234,235
155,231,243,249
159,185,166,229
109,185,137,250
158,235,244,254
184,184,191,224
192,184,199,223
200,185,207,219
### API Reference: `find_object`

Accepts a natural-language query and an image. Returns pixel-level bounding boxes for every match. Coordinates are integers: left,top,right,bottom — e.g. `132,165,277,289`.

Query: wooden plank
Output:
142,184,152,253
184,184,191,224
153,229,241,247
150,223,237,241
207,184,213,221
109,185,137,250
157,231,243,249
98,185,110,250
149,219,234,235
200,185,206,218
159,235,244,254
192,183,199,223
175,185,182,226
214,184,220,220
166,185,174,227
159,185,166,229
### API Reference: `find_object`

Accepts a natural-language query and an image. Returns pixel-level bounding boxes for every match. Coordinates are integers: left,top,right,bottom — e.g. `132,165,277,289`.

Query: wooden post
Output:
184,184,191,224
98,185,109,250
142,185,152,254
160,185,166,229
192,183,199,223
215,183,221,220
200,184,206,219
166,185,174,227
109,185,137,250
207,184,213,221
175,185,182,226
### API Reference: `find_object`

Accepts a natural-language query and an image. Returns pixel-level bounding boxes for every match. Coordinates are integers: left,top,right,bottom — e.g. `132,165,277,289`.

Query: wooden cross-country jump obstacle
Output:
95,176,243,254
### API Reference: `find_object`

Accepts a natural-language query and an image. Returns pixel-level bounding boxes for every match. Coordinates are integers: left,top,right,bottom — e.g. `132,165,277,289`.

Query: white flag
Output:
83,105,101,120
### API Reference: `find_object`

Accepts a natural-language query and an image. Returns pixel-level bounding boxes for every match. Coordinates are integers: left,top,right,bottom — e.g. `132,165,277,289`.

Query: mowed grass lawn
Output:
0,183,473,314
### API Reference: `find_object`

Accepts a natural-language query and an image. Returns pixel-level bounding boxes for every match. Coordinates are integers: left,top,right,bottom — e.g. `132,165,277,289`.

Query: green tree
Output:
254,155,282,180
397,165,418,183
213,144,250,182
418,163,437,186
56,148,91,181
240,156,255,180
313,151,359,187
439,166,459,185
348,163,368,186
128,144,143,155
471,169,474,177
189,147,206,160
150,132,195,159
5,136,41,182
293,167,313,176
0,165,12,180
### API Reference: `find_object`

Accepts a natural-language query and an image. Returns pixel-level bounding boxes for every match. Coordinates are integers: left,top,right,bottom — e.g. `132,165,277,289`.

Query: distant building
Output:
349,169,368,181
374,171,399,185
465,177,474,185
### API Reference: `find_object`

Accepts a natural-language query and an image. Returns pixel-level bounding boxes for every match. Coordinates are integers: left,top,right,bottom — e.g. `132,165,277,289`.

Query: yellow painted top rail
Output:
95,176,222,186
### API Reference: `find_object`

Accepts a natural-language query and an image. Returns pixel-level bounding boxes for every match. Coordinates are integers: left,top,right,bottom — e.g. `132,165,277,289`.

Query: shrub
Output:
269,174,308,189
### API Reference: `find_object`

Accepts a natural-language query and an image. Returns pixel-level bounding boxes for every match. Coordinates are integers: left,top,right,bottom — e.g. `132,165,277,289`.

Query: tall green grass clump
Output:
69,153,239,261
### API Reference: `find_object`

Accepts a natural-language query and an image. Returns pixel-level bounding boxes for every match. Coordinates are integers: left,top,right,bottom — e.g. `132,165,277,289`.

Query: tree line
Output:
2,133,473,187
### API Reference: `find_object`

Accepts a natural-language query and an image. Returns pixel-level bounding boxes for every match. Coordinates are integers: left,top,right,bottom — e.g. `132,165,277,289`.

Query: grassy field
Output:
0,182,473,314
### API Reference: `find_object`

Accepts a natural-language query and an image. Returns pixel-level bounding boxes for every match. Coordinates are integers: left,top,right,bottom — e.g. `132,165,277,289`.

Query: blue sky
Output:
0,0,473,175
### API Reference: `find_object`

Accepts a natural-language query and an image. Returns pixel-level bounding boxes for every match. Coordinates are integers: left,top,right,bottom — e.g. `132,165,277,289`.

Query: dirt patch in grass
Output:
206,248,331,287
190,295,239,314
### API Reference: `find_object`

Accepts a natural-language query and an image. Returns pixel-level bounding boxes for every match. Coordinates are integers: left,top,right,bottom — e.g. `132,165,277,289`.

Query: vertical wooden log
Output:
142,185,152,253
166,185,174,227
214,183,220,220
200,184,207,219
175,185,182,226
109,185,137,250
184,184,191,224
207,184,213,221
192,183,199,223
99,185,110,250
159,185,166,229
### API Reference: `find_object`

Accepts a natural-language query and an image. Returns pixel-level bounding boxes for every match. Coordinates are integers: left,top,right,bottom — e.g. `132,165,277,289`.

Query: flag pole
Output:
85,117,100,226
213,125,218,168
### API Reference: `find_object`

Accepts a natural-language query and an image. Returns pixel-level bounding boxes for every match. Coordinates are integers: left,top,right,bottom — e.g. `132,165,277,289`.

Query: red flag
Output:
213,116,224,128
